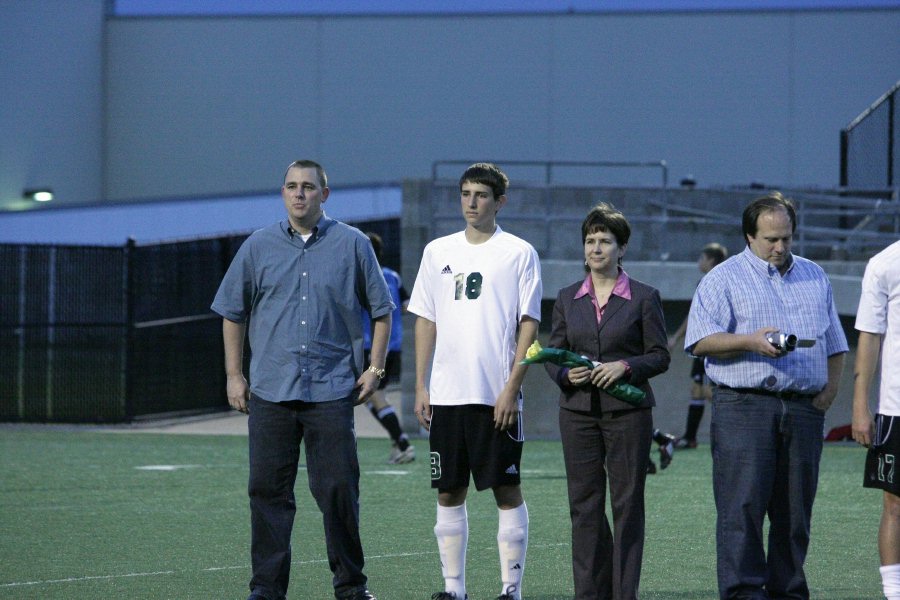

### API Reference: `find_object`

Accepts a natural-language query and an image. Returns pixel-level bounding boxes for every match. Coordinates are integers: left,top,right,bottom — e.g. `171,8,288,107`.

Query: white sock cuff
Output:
437,502,467,523
882,564,900,599
498,502,528,527
375,405,395,419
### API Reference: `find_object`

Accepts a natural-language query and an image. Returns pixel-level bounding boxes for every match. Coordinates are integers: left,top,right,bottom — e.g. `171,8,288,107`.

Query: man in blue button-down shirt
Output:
211,160,393,600
685,192,848,600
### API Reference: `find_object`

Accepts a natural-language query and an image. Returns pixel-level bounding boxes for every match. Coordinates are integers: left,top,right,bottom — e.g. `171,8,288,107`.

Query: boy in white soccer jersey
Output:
852,240,900,600
409,163,542,600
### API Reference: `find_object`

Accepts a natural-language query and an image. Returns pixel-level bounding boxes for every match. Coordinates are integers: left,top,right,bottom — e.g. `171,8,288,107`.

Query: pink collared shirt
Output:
573,268,634,375
574,268,632,325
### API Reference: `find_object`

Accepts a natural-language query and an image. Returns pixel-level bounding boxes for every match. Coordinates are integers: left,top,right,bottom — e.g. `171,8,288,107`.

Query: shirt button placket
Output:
301,268,309,390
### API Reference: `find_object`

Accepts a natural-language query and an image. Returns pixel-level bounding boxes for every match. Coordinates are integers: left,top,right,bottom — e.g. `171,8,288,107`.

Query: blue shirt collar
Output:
282,214,334,240
740,245,794,277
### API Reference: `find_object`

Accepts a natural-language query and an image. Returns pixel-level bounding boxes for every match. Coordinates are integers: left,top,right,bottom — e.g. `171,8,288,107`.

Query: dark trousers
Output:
711,388,824,600
247,395,367,600
559,405,652,600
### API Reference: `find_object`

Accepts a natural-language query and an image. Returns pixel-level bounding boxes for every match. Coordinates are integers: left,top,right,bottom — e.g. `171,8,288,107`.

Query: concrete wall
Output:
401,181,875,306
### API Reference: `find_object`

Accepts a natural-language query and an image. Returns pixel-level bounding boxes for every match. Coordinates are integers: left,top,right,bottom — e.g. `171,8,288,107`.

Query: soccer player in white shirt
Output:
408,163,542,600
853,239,900,600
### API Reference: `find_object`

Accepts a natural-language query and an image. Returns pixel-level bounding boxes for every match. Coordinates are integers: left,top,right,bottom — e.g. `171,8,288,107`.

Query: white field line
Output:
0,544,567,589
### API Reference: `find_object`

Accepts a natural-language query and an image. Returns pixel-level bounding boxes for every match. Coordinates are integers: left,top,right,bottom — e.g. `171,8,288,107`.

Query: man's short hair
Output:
742,191,797,239
459,162,509,199
701,242,728,265
284,160,328,189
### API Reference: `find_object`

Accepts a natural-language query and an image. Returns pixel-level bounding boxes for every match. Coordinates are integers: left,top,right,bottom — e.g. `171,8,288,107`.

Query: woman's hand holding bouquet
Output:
522,341,645,406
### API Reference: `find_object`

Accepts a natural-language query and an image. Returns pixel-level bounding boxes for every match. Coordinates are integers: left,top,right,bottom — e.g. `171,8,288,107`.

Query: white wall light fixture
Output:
23,188,54,202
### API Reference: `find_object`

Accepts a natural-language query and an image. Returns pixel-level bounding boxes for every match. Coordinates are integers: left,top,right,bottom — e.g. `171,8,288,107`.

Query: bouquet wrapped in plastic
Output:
521,341,645,406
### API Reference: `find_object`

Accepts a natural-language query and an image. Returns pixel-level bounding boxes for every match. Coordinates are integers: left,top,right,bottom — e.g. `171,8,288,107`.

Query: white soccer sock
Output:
435,503,468,598
497,502,529,599
881,564,900,599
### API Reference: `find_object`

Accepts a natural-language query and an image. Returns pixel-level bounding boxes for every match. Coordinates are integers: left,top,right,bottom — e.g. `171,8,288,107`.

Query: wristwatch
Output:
366,365,386,380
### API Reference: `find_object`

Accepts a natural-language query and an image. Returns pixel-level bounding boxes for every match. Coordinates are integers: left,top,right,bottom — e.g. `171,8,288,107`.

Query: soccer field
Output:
0,429,881,599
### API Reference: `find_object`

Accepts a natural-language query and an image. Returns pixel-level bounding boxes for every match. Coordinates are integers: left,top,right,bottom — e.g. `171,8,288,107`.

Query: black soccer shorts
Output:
864,414,900,496
429,403,524,492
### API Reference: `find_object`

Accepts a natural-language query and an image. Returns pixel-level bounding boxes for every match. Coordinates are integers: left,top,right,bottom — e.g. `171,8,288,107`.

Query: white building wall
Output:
0,0,106,211
103,9,900,201
2,5,898,211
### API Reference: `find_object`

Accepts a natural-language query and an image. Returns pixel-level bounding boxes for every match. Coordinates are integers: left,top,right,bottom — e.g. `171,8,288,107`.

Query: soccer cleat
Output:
430,593,466,600
647,459,657,474
658,434,676,469
388,443,416,464
675,437,698,449
496,584,519,600
340,591,376,600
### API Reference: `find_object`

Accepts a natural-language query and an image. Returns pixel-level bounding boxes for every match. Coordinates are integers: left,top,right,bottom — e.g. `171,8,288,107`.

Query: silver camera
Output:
766,331,798,352
766,332,816,352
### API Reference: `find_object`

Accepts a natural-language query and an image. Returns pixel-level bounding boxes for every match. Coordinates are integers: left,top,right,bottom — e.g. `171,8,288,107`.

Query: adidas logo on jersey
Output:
505,464,518,475
441,265,452,274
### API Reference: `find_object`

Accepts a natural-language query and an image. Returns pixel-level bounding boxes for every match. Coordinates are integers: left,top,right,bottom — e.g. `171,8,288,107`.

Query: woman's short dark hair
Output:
742,191,796,239
581,202,631,247
581,203,630,271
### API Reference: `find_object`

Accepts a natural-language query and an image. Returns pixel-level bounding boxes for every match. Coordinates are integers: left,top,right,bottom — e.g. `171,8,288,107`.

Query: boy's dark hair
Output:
742,191,796,240
701,242,728,266
459,162,509,199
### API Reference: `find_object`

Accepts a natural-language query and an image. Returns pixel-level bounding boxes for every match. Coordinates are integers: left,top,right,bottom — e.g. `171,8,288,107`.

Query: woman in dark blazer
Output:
545,203,670,600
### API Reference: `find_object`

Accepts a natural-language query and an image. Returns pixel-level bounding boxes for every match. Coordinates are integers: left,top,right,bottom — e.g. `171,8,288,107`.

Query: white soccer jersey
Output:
856,240,900,415
408,227,542,406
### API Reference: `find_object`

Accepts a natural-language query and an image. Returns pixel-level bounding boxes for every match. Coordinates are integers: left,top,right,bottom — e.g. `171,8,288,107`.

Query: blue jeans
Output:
710,387,824,600
247,394,366,600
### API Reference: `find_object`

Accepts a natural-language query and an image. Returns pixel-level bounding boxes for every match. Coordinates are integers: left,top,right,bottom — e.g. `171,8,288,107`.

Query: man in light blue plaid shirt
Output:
685,192,848,600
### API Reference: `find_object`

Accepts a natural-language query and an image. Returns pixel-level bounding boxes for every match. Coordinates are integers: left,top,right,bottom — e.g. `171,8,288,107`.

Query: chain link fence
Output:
0,217,399,423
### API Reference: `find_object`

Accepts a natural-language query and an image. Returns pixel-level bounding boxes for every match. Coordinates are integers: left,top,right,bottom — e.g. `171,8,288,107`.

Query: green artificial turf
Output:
0,430,881,599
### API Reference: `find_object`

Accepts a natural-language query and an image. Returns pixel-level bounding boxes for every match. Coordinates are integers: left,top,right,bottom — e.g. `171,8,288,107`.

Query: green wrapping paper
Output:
521,341,645,406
